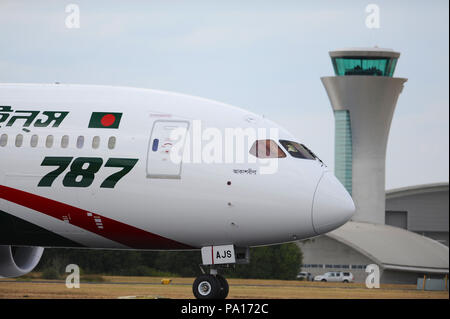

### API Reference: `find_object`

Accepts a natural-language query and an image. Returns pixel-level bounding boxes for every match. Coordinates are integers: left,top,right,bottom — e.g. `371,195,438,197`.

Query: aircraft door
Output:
146,120,190,179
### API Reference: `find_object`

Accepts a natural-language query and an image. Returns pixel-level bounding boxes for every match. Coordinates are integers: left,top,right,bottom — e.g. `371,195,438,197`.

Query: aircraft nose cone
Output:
312,172,355,235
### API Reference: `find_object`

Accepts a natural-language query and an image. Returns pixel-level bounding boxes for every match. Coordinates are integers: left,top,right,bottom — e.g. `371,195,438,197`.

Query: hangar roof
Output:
386,182,449,199
328,221,449,273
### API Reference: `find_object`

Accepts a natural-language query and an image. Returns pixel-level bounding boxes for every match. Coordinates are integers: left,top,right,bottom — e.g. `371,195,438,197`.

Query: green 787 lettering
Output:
38,157,138,188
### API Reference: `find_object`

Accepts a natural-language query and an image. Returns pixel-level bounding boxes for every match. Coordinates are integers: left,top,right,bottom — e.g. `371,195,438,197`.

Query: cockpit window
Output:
249,140,286,158
301,143,324,165
279,140,316,160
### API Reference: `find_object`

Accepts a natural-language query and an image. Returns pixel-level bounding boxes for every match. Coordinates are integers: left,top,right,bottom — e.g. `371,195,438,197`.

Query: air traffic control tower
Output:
299,52,448,283
321,48,407,224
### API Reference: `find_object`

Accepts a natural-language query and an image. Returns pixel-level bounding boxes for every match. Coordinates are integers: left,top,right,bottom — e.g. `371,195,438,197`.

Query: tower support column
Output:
321,76,407,224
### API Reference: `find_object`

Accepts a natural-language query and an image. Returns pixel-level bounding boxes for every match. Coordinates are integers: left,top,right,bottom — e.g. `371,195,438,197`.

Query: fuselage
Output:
0,83,354,250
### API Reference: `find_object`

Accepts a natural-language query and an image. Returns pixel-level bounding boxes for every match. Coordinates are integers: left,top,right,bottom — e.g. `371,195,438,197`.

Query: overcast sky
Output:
0,0,448,189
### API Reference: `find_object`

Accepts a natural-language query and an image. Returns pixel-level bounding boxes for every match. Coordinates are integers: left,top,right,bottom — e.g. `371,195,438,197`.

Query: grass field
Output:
0,274,448,299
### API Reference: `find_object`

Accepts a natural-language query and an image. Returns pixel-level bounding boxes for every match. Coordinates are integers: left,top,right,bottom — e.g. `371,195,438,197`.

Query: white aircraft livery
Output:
0,83,355,299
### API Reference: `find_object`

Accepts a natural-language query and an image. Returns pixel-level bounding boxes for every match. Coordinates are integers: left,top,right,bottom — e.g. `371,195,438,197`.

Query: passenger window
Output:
46,135,54,148
30,135,38,148
61,135,69,148
76,136,84,149
108,136,116,150
0,134,7,147
92,136,100,149
249,140,286,158
15,134,23,147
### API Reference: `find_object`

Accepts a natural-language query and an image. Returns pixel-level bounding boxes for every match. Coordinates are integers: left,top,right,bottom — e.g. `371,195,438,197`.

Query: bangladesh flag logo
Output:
88,112,122,129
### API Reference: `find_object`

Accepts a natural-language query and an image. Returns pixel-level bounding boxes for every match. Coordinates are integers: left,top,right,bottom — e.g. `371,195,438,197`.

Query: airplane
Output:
0,83,355,299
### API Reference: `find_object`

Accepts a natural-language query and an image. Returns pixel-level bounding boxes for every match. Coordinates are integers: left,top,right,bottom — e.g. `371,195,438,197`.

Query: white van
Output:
313,271,354,283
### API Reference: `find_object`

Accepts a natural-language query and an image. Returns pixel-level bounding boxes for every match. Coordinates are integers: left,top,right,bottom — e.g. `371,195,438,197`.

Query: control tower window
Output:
279,140,315,160
332,57,398,77
249,140,286,158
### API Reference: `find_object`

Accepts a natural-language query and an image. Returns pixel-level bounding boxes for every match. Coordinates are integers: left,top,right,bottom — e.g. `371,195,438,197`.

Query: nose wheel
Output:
193,274,229,299
193,245,248,299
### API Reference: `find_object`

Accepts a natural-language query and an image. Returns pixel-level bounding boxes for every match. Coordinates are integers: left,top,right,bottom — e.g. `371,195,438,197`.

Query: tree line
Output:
36,243,303,280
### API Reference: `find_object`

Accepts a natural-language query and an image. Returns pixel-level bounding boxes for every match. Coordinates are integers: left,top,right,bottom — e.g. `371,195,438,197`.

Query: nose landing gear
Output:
193,245,248,299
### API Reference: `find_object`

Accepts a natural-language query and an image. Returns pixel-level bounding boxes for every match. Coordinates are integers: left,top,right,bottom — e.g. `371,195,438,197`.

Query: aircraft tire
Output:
193,274,221,299
216,274,229,299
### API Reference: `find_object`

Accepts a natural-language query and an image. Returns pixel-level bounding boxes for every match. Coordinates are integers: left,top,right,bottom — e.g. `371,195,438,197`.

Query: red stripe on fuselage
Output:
0,185,192,250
